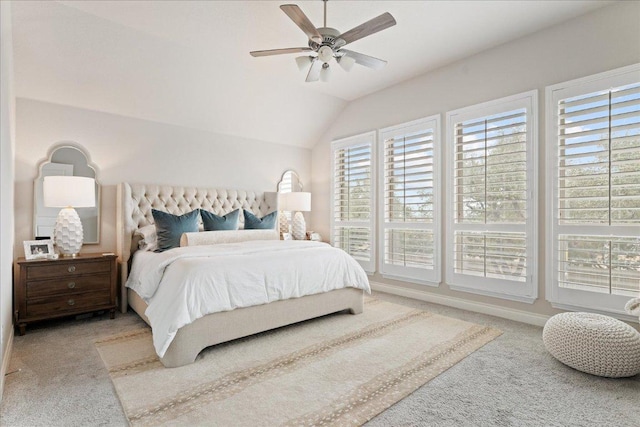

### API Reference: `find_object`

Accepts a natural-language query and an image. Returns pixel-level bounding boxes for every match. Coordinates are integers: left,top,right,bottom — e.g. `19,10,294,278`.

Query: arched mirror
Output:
277,170,303,193
34,144,101,243
277,170,305,238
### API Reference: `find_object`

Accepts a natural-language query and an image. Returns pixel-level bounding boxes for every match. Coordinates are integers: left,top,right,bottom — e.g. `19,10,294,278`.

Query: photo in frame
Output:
23,239,54,260
306,231,322,241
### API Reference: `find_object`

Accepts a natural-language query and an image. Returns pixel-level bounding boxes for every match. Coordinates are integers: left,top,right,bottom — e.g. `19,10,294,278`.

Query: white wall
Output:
311,1,640,317
14,99,311,256
0,0,16,400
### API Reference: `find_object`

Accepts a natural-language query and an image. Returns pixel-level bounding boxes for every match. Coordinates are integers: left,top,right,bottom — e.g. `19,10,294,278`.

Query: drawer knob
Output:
67,299,75,306
67,282,76,289
67,266,76,273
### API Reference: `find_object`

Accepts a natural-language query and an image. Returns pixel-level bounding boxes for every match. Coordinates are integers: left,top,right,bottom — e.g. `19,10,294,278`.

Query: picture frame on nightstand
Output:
307,232,322,242
23,239,54,260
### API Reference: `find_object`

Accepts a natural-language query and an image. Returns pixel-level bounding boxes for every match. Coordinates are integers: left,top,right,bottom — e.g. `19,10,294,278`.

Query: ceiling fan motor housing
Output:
309,27,341,49
309,27,346,65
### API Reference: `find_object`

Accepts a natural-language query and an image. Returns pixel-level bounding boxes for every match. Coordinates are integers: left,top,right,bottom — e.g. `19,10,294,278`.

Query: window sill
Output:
448,283,537,304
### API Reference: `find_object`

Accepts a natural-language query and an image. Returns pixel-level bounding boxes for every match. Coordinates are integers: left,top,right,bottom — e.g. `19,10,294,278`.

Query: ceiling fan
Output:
250,0,396,82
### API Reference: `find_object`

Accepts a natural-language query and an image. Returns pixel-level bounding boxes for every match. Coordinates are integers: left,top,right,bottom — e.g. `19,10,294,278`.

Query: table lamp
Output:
43,176,96,257
280,192,311,240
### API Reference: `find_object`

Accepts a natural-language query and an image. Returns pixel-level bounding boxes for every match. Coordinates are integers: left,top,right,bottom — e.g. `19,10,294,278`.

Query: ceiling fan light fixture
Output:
295,55,313,71
317,45,334,63
338,55,356,72
320,63,331,82
250,2,396,82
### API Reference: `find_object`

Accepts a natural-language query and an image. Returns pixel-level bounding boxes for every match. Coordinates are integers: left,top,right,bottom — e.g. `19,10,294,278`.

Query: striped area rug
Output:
96,298,501,426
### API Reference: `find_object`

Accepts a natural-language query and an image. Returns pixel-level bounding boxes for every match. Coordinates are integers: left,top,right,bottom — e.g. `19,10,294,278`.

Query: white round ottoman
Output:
543,312,640,378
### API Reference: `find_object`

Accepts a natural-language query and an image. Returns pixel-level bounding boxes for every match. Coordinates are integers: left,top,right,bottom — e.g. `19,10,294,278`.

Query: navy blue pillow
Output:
201,209,239,231
243,210,277,230
152,209,200,251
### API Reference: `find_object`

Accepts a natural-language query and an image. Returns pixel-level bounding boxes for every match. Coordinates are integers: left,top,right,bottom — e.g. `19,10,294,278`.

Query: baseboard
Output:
0,326,14,402
370,281,549,327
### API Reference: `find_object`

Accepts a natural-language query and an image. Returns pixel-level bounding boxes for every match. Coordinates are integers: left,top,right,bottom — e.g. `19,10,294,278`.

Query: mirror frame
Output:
33,143,101,244
277,170,303,193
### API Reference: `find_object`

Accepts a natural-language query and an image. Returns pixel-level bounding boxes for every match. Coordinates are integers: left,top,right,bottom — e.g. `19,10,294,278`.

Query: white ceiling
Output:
11,1,613,148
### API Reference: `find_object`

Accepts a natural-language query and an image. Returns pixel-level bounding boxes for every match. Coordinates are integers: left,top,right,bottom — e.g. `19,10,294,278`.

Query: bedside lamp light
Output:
280,192,311,240
43,176,96,257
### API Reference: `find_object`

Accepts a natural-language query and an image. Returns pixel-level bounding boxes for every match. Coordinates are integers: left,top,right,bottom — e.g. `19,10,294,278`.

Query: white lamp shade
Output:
296,55,312,72
317,46,333,63
338,55,356,72
43,176,96,208
320,64,331,82
279,191,311,212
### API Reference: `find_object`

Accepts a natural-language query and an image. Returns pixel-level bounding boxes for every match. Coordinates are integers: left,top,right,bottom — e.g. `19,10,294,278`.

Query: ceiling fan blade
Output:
280,5,323,44
306,58,322,82
336,12,396,46
341,49,387,70
250,47,312,57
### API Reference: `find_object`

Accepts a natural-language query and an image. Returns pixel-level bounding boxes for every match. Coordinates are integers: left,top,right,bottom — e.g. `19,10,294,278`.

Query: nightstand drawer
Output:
26,290,111,318
26,273,111,298
26,260,111,280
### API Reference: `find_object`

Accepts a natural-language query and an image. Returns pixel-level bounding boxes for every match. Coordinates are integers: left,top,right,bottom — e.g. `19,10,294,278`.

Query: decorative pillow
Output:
180,229,278,247
200,209,239,231
134,224,157,252
151,209,200,251
243,210,278,230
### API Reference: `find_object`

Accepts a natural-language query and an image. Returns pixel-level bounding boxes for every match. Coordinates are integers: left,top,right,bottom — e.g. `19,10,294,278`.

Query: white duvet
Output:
126,240,371,357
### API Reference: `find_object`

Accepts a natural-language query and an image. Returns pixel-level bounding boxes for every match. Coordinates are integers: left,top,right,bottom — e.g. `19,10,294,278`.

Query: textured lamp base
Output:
279,211,290,235
292,211,306,240
53,207,84,256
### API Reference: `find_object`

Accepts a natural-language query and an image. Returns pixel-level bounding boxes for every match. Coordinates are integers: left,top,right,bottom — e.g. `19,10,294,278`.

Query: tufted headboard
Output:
116,182,278,276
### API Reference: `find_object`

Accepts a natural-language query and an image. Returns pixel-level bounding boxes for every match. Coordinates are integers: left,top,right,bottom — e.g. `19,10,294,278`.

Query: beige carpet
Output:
96,298,501,426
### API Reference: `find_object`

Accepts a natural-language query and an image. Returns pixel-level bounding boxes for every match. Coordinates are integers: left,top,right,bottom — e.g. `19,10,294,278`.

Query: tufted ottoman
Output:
543,312,640,378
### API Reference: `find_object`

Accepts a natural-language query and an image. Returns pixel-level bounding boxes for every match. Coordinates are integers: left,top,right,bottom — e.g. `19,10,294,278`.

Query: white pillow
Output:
180,229,278,247
134,224,157,252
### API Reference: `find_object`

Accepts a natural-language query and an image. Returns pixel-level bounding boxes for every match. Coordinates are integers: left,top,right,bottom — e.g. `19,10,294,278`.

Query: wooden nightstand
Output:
14,253,118,335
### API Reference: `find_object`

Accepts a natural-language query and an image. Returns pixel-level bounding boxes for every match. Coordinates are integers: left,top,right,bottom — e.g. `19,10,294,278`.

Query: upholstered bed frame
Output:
116,183,364,367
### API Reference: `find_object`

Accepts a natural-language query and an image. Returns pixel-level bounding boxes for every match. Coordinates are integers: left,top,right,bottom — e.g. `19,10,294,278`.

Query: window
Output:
546,64,640,315
446,91,538,302
331,132,376,273
379,116,440,285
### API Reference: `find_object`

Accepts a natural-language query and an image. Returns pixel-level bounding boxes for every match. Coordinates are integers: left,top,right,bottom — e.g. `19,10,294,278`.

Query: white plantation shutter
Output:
547,64,640,315
454,110,528,225
331,132,376,273
558,84,640,225
453,231,527,282
379,116,440,284
446,91,538,302
557,236,640,296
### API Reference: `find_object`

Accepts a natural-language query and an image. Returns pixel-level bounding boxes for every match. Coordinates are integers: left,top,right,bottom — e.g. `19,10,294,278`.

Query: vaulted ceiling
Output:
11,1,612,148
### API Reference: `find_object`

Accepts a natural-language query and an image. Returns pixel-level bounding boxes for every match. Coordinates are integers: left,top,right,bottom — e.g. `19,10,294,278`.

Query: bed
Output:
116,183,369,367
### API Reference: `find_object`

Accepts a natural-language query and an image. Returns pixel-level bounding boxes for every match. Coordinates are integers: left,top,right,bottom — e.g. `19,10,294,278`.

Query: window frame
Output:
377,115,441,286
545,63,640,316
330,131,377,274
445,90,539,303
